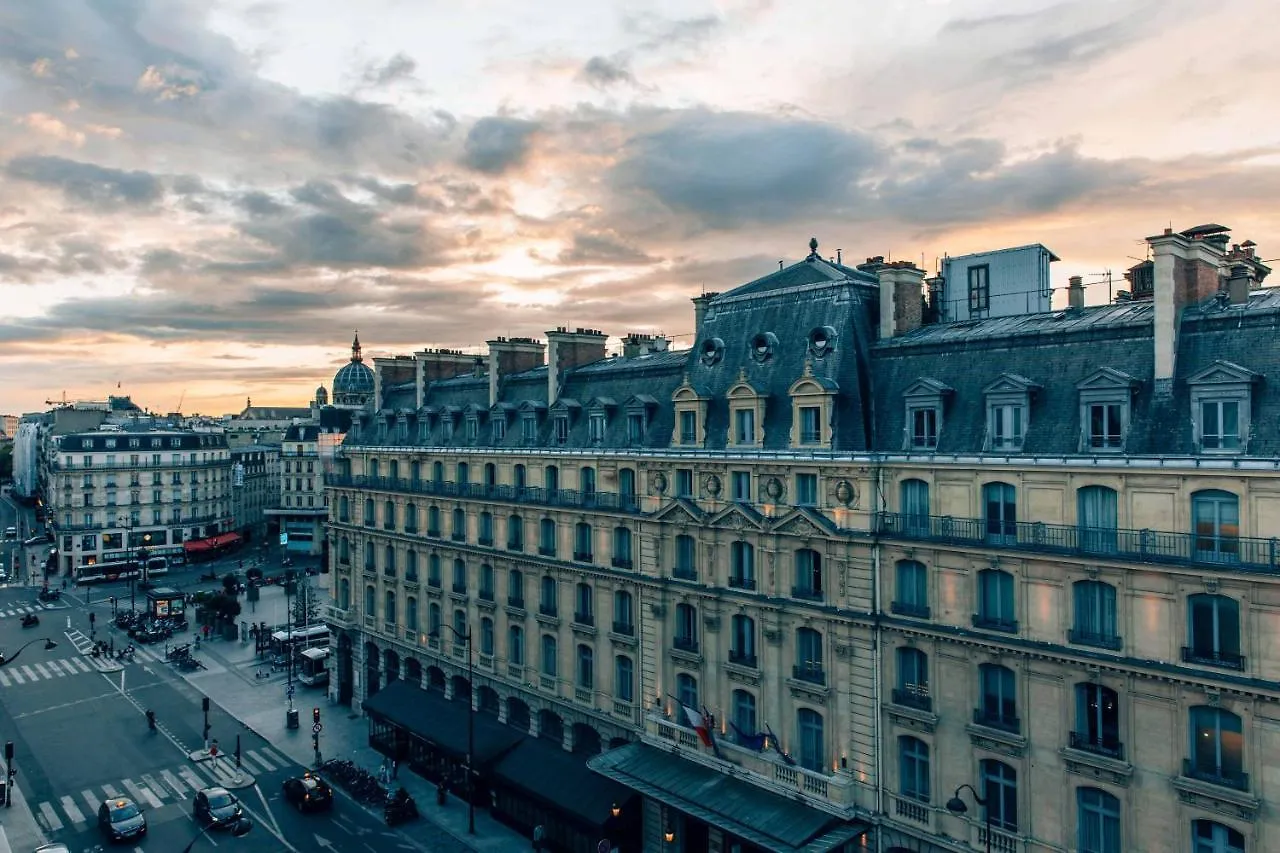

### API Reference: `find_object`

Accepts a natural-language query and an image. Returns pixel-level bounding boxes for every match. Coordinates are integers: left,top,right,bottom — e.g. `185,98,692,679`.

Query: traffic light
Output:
313,708,321,725
4,742,12,761
109,596,115,605
89,612,95,624
202,697,210,713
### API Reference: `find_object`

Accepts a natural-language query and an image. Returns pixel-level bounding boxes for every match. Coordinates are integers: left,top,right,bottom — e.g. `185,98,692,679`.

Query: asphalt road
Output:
0,572,414,853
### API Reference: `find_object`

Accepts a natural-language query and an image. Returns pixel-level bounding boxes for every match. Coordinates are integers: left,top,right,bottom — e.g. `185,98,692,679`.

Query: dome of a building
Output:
333,332,375,399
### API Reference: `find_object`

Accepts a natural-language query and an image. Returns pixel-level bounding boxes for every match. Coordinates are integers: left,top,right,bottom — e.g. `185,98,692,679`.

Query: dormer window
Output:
678,411,696,444
1076,367,1139,453
735,409,754,444
465,419,478,441
442,417,455,441
627,413,644,443
622,395,656,447
489,403,512,442
589,413,606,444
983,373,1039,452
549,398,580,446
672,377,708,448
788,363,837,449
553,417,569,445
727,369,765,448
1188,360,1259,454
521,415,536,443
902,378,952,452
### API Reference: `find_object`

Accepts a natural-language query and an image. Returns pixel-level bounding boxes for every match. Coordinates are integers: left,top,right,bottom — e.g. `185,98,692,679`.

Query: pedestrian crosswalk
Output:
31,746,294,832
0,602,49,618
0,655,121,686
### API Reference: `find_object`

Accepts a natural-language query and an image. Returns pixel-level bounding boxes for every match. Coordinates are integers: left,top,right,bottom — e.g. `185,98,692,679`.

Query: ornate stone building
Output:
326,227,1278,853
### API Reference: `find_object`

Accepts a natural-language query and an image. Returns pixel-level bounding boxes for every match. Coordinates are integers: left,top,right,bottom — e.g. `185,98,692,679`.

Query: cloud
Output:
556,232,656,266
5,155,164,208
361,52,418,88
237,208,438,270
234,190,287,217
624,13,722,54
461,116,538,174
580,56,636,89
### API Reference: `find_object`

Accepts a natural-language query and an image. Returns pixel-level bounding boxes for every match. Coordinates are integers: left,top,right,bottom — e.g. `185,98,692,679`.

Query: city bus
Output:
75,557,169,585
269,625,330,665
297,647,330,687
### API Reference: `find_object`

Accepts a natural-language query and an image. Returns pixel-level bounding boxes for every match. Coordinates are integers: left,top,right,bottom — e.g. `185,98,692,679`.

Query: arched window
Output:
977,569,1016,631
613,590,633,633
383,545,396,577
428,602,441,635
1193,820,1245,853
541,634,558,677
363,498,375,527
1192,489,1240,561
338,537,350,565
574,522,593,561
339,496,350,522
983,482,1017,543
1189,706,1244,785
364,585,375,615
539,518,557,556
980,759,1018,831
675,673,697,709
480,617,494,656
674,603,697,651
479,511,493,544
797,708,824,772
540,576,557,616
1072,580,1118,648
513,463,526,491
405,597,418,632
383,500,395,530
404,503,418,532
795,627,824,684
731,690,757,742
338,578,350,610
794,548,823,599
978,664,1018,731
484,463,496,487
1077,485,1118,552
384,591,397,625
1076,787,1120,853
405,550,418,581
1074,683,1121,755
508,569,525,607
507,514,524,551
479,564,494,600
895,647,929,709
452,558,467,593
730,541,755,588
614,655,634,703
576,644,594,689
898,736,930,802
363,541,375,571
1187,593,1242,668
730,614,755,666
674,534,697,578
452,508,466,542
613,526,633,568
619,468,637,507
428,553,441,587
574,582,593,624
452,608,466,641
508,625,524,665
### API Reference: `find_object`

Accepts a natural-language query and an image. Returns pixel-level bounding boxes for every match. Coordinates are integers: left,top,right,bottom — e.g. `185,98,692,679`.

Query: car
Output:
282,772,333,812
3,527,15,540
193,786,243,828
97,797,146,841
34,844,71,853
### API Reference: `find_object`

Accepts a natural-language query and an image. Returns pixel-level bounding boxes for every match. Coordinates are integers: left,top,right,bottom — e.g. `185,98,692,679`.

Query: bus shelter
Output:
145,586,186,620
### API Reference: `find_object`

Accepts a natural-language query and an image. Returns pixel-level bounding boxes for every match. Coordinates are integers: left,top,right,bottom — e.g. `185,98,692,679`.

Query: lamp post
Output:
437,623,475,835
0,638,58,669
116,514,136,613
946,783,992,853
179,816,252,853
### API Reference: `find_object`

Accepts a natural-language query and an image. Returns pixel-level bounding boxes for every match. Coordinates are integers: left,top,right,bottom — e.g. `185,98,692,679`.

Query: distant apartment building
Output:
231,444,280,544
266,416,349,555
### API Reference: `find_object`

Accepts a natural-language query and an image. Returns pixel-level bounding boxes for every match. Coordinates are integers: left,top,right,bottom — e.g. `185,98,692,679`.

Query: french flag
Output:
683,704,714,747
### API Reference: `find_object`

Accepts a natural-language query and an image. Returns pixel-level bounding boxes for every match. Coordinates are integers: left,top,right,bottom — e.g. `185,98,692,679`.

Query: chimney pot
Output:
1067,275,1085,310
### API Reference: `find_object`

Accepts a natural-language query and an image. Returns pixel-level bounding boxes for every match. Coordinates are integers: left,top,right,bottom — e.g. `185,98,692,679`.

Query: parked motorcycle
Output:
384,789,418,826
37,588,60,602
20,613,38,628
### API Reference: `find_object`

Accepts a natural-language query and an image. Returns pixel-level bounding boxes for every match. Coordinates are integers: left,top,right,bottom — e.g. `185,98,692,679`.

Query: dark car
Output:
193,786,242,828
98,798,146,841
282,773,333,812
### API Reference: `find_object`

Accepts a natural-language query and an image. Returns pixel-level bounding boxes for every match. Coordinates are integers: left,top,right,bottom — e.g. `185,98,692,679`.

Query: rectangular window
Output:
675,469,694,498
588,414,606,444
910,407,938,450
733,408,755,445
990,404,1025,450
799,406,821,444
627,413,644,444
1087,402,1124,449
521,416,537,443
465,419,478,441
731,471,751,502
795,473,818,506
492,418,506,441
442,419,454,440
968,264,990,313
1200,400,1241,450
553,418,568,444
679,410,697,445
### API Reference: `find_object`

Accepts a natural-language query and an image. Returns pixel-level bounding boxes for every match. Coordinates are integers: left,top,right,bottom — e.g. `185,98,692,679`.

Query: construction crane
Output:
175,389,186,414
44,391,69,408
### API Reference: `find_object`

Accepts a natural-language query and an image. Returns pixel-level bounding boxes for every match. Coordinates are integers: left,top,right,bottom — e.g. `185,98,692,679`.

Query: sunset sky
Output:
1,0,1278,416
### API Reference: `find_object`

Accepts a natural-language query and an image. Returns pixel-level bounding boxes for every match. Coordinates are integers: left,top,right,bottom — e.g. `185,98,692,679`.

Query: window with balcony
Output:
1071,580,1119,649
615,655,634,703
619,468,637,508
575,644,593,690
403,502,418,533
406,550,418,582
899,736,930,803
456,462,469,485
976,569,1016,632
479,512,493,545
384,591,397,625
794,548,823,600
363,499,375,527
797,709,824,773
539,518,557,557
427,506,440,537
795,627,824,684
541,634,558,678
508,625,524,666
1193,820,1245,853
893,560,929,618
539,576,557,617
452,508,466,542
431,461,444,483
479,564,494,600
406,597,418,633
731,690,757,743
980,759,1018,832
730,614,756,667
1188,706,1245,790
339,538,350,565
675,468,694,498
364,585,375,616
574,522,593,562
731,470,751,502
508,569,524,608
977,663,1018,732
451,559,467,594
1186,593,1243,669
895,647,930,711
1078,485,1118,553
480,617,494,656
580,466,596,498
363,541,376,572
383,500,396,530
676,673,698,710
452,609,467,644
428,602,441,636
612,526,633,569
383,545,397,578
507,515,524,551
674,534,696,579
574,582,593,625
983,482,1017,544
674,603,698,652
1073,683,1121,759
730,540,755,589
544,465,559,492
428,554,441,588
1192,490,1240,562
795,473,818,506
513,464,526,492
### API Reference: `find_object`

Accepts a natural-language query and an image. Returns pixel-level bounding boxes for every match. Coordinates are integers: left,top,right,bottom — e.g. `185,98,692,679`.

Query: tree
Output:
0,442,12,482
291,574,320,628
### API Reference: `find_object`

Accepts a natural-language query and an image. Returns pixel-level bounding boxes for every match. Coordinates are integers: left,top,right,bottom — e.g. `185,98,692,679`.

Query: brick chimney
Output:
1067,275,1085,310
373,355,416,411
691,293,719,331
1227,263,1252,306
544,328,606,404
413,349,477,409
486,336,546,407
621,332,671,359
1149,226,1226,393
877,262,926,340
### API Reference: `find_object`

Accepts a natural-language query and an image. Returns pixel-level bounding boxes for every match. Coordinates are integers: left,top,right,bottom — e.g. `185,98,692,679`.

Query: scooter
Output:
384,789,418,826
20,613,38,628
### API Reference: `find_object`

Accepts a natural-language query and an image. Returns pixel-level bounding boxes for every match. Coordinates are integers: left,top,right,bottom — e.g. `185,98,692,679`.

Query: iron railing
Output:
326,474,643,515
1069,731,1125,761
1181,646,1246,671
891,687,932,713
1182,759,1248,791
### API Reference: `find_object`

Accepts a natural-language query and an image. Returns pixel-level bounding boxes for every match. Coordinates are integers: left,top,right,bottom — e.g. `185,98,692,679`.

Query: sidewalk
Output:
0,770,50,853
188,589,533,853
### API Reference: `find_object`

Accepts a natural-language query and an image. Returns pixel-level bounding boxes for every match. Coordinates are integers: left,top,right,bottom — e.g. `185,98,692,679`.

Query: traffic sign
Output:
312,723,323,734
286,685,295,698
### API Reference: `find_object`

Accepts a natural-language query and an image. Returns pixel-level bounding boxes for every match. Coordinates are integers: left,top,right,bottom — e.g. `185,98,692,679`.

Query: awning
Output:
589,743,869,853
490,736,632,828
182,532,242,553
362,680,525,765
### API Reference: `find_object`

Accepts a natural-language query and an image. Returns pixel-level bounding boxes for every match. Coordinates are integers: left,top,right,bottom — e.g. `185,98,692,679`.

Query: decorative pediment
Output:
652,499,705,525
672,373,709,403
903,377,954,398
770,507,838,538
982,373,1041,395
462,403,488,421
489,402,514,419
624,394,658,411
1076,367,1140,392
586,397,617,412
420,405,440,417
789,361,839,396
549,398,581,414
1187,360,1260,386
707,502,766,532
439,405,461,418
727,368,766,399
517,400,546,414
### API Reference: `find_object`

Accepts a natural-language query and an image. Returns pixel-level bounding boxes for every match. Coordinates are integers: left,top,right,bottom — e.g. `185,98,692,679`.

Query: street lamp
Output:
0,638,57,669
946,783,992,853
178,816,252,853
434,623,475,835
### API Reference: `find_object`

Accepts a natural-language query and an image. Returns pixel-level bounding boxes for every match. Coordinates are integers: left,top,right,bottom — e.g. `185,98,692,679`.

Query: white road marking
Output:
60,794,86,824
72,657,92,673
123,778,162,809
243,749,275,773
102,783,121,798
8,669,23,684
160,769,188,798
262,746,292,768
19,665,37,681
32,662,51,679
37,800,63,831
178,766,205,792
0,670,10,687
81,790,99,814
141,774,167,803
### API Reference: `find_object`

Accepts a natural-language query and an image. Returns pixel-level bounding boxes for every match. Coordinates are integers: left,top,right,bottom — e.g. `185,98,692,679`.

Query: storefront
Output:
363,680,634,853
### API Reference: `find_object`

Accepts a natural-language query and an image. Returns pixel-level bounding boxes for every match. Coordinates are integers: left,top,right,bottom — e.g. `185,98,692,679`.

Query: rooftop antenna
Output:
778,260,784,271
836,249,842,265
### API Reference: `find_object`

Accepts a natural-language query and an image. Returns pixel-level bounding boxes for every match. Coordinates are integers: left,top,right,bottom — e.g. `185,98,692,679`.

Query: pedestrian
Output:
391,759,398,780
60,578,66,590
202,623,211,641
378,761,389,785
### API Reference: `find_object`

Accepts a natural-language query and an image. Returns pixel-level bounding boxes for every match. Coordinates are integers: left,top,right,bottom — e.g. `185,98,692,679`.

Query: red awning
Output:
183,539,213,553
182,532,242,553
